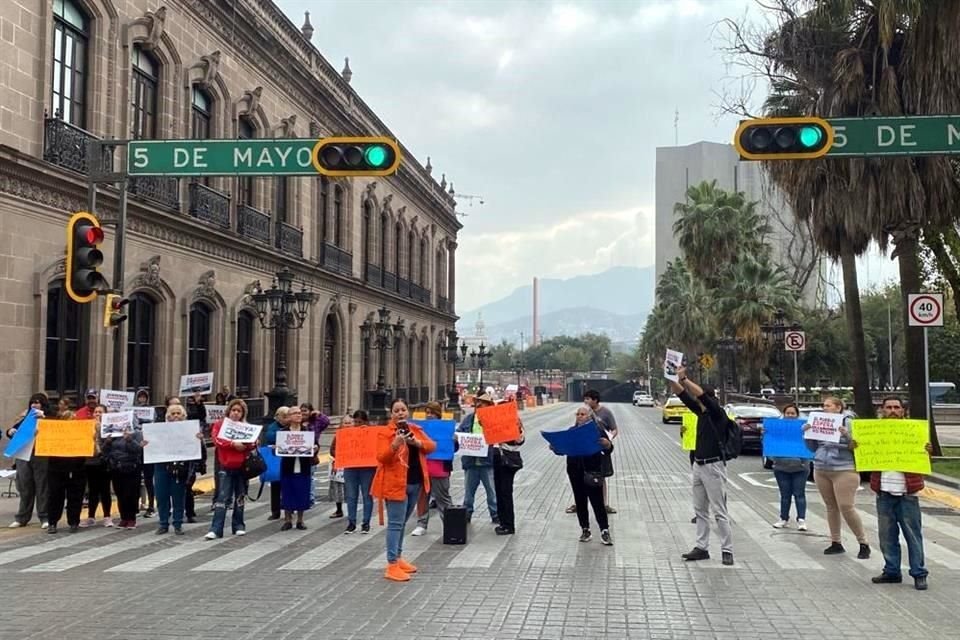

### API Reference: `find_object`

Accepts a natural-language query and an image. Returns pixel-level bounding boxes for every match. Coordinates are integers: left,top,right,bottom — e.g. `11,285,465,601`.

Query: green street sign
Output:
127,139,323,176
826,115,960,157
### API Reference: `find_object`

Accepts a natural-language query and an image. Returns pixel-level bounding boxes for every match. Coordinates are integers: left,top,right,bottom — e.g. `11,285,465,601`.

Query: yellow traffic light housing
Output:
311,137,401,177
734,117,834,160
65,211,108,303
103,293,129,328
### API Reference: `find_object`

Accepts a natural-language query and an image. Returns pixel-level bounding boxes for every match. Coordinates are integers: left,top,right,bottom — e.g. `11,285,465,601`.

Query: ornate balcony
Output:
365,263,382,287
128,176,180,211
410,283,424,302
321,243,354,277
420,287,432,305
42,113,102,174
383,271,397,292
238,204,271,244
408,387,420,405
398,277,411,298
187,183,231,230
276,221,303,257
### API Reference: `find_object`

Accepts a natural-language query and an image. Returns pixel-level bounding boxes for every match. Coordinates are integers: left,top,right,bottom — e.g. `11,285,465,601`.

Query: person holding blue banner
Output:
412,402,456,536
764,404,809,531
560,405,613,545
5,393,50,529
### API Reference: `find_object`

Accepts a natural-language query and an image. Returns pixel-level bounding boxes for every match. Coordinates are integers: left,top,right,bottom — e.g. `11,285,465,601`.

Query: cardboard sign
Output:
762,418,814,459
333,427,388,469
681,412,698,451
541,421,602,457
476,402,521,445
803,411,844,443
99,389,134,412
3,411,39,461
420,419,456,461
217,419,261,443
276,430,316,457
100,411,134,439
205,405,227,423
456,432,488,457
179,372,214,395
664,348,684,382
852,419,932,474
142,420,202,464
35,419,95,457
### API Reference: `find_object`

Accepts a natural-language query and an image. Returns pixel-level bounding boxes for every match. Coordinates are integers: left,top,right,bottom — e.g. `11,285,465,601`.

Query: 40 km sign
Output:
908,293,944,327
784,331,806,352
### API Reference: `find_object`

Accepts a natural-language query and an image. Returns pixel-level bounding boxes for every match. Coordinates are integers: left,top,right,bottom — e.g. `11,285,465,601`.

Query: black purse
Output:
583,471,604,488
498,449,523,469
242,449,267,480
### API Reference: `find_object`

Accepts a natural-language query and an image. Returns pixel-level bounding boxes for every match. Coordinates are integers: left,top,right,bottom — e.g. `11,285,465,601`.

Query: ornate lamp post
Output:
250,267,316,416
360,305,402,422
470,342,492,390
761,309,802,393
716,336,745,399
439,329,467,409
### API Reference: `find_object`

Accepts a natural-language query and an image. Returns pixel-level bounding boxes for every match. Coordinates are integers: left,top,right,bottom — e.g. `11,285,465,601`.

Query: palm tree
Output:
654,259,716,357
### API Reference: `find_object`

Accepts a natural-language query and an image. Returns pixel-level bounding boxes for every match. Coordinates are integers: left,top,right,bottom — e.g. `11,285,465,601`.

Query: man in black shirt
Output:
670,366,734,566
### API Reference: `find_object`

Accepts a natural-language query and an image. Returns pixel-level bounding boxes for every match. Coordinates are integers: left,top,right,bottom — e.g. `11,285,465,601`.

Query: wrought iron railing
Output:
398,277,411,298
365,264,382,287
42,113,102,174
128,176,180,210
188,183,231,229
321,243,353,277
238,204,271,244
383,271,397,292
408,387,420,404
276,221,303,257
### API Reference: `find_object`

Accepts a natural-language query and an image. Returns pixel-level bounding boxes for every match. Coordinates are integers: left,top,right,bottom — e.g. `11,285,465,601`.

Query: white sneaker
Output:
772,519,789,529
234,530,246,536
40,521,49,530
797,519,808,531
411,526,426,536
8,521,22,528
204,532,217,540
103,518,114,527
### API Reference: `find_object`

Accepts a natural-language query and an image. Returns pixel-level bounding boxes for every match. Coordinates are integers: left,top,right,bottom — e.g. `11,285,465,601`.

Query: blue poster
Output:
541,421,603,457
420,419,456,461
3,411,38,459
762,418,814,459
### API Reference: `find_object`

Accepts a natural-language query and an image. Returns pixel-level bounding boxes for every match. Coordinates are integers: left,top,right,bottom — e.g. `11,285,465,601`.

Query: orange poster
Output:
35,419,96,457
477,402,521,445
334,427,389,469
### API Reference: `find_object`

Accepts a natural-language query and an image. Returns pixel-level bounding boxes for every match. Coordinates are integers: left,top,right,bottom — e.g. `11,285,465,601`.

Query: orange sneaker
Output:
384,562,410,582
397,557,418,574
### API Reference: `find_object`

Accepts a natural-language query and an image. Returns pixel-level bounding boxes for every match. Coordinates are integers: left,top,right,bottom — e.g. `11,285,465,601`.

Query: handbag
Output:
499,449,523,469
583,471,604,488
242,448,267,480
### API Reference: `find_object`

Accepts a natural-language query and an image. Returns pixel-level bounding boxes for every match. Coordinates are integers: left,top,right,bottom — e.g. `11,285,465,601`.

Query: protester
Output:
74,389,98,419
44,412,92,534
492,412,525,536
136,388,156,519
341,410,375,534
455,393,498,525
300,403,330,507
671,366,735,566
585,389,617,514
279,414,319,531
82,404,113,528
805,396,870,559
102,415,147,530
206,399,255,539
154,403,203,535
768,403,808,531
327,422,345,518
6,393,50,529
372,398,436,582
412,402,456,536
558,405,614,545
264,406,289,520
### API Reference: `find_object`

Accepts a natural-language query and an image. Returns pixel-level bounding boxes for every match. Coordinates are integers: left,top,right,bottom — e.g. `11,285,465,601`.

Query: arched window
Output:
275,177,289,224
362,200,373,280
380,213,389,271
237,118,255,206
51,0,89,127
319,176,329,246
394,222,402,281
408,335,416,398
44,280,84,398
334,185,344,247
322,314,337,415
188,302,211,374
126,293,155,391
235,310,253,397
131,45,159,140
191,87,212,186
393,331,403,392
420,237,428,289
408,230,416,285
421,337,429,389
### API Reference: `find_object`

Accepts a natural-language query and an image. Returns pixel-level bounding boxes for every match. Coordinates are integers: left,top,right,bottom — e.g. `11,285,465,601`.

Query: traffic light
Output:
103,293,129,328
311,137,401,177
733,117,833,160
65,211,109,303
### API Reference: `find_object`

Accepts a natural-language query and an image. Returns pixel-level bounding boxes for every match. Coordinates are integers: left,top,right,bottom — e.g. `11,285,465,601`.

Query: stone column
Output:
447,240,457,312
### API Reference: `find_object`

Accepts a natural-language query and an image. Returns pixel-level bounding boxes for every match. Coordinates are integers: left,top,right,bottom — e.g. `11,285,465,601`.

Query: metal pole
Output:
887,304,895,389
110,179,128,390
923,327,930,420
793,351,799,403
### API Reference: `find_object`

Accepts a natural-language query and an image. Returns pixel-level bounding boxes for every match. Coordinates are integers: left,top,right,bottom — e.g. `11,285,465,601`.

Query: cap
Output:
475,393,494,405
85,388,98,398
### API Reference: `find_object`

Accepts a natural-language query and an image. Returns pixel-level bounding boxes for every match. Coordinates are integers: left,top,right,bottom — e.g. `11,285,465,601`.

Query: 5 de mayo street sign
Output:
827,116,960,157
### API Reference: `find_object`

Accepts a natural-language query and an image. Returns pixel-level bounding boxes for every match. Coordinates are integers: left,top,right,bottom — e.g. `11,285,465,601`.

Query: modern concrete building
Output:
0,0,461,422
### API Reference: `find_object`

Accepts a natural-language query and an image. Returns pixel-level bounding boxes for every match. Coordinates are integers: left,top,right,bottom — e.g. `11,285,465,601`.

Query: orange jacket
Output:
371,422,436,503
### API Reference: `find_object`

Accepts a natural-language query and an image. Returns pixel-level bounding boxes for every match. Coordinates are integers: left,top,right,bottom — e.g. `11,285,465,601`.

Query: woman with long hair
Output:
341,410,376,534
768,403,809,531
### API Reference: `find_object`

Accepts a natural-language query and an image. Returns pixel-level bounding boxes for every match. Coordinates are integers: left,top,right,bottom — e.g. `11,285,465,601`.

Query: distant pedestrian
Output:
45,412,93,534
205,399,255,540
264,406,290,520
767,403,808,531
492,414,524,536
154,403,203,536
102,415,146,530
6,393,50,529
566,389,617,514
279,415,319,531
558,405,613,545
136,388,156,519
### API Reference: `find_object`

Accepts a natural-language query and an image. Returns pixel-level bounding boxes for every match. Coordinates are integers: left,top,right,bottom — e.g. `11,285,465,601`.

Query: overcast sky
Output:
276,0,898,311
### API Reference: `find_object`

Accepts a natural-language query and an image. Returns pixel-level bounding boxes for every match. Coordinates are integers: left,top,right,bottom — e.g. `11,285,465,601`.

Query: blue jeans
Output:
209,469,247,537
773,469,808,521
385,483,420,563
463,465,497,521
154,464,186,528
343,467,376,526
877,492,927,579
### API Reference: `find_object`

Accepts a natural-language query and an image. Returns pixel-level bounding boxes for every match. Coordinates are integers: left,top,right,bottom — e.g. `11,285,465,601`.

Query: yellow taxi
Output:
661,396,692,424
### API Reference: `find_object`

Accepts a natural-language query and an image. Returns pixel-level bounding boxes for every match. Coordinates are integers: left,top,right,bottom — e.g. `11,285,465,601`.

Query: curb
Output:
925,471,960,491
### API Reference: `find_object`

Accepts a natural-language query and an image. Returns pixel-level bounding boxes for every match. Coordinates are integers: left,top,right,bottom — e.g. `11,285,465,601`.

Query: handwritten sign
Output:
664,348,684,382
761,418,814,459
99,389,134,412
179,372,214,395
205,405,226,423
803,411,844,443
35,419,95,457
276,430,316,457
476,402,521,445
142,420,202,464
420,419,456,461
127,406,158,423
333,427,387,469
3,411,39,461
456,432,488,457
852,419,931,474
217,419,261,443
100,411,134,438
681,412,698,451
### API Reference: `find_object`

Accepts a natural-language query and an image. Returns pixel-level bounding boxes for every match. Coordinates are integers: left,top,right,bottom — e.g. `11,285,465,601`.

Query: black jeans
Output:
141,464,155,511
86,463,112,518
185,474,197,518
567,467,608,532
47,465,87,527
112,469,142,523
493,465,518,531
270,481,282,518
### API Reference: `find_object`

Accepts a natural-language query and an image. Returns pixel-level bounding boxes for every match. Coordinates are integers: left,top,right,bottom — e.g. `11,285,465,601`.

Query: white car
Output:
632,392,654,407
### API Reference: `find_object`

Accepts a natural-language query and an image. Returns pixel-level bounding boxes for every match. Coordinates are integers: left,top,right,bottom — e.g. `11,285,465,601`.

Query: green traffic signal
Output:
364,145,388,168
799,126,823,148
733,117,834,160
312,137,401,177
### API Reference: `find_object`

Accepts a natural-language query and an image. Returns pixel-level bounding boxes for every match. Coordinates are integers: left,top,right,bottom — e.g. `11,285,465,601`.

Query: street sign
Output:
908,293,944,327
698,353,715,370
784,331,806,352
827,116,960,157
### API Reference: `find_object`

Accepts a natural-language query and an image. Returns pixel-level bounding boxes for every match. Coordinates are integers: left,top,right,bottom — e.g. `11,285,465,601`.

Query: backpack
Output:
717,415,742,461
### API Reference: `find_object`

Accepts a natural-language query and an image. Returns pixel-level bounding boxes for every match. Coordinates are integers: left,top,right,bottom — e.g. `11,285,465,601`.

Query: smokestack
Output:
532,277,539,347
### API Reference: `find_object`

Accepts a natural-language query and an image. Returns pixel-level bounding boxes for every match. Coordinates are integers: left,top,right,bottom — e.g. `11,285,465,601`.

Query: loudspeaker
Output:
443,505,468,545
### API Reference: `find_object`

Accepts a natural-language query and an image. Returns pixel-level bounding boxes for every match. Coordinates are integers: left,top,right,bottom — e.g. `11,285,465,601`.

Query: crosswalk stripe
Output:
0,527,115,567
447,522,525,569
278,525,384,571
22,528,177,573
728,502,823,570
191,527,312,572
857,509,960,570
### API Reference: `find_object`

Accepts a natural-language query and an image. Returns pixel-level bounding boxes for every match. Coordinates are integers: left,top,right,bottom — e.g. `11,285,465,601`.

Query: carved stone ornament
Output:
278,115,297,138
192,50,222,87
243,279,261,295
239,86,263,117
196,270,217,299
309,120,322,137
132,6,167,50
364,181,377,200
382,194,393,212
348,302,357,315
138,255,162,287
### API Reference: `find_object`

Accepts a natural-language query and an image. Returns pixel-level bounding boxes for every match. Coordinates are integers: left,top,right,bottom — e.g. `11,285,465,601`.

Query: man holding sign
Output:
455,393,498,525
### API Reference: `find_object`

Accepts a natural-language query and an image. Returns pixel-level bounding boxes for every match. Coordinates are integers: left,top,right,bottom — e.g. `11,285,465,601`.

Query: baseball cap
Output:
85,388,98,398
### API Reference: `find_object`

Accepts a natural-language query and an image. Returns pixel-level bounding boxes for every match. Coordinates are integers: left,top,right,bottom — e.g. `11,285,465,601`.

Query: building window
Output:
380,214,389,270
235,310,253,397
44,281,84,399
131,45,159,140
237,118,255,206
395,222,402,279
191,87,212,185
126,293,155,391
319,177,329,246
362,201,372,278
408,336,416,392
420,237,428,286
334,185,344,247
421,338,429,388
408,230,416,284
275,177,289,223
51,0,88,127
188,302,211,374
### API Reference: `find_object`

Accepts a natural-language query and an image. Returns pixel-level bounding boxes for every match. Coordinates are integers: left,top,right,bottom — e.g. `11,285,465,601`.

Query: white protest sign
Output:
276,430,316,457
456,432,488,457
100,389,135,412
0,469,15,478
142,420,202,464
127,406,158,423
205,405,227,423
179,372,214,395
217,419,261,443
664,348,684,382
100,411,135,439
803,411,844,443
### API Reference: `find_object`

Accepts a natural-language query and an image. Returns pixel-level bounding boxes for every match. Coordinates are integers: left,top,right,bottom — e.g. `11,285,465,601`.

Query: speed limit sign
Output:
908,293,944,327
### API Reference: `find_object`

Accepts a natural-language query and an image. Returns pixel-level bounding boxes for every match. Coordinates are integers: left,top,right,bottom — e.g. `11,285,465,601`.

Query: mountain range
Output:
456,266,655,348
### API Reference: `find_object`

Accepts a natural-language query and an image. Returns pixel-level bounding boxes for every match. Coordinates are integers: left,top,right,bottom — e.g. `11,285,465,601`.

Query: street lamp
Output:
360,305,402,422
249,267,317,416
439,329,467,409
469,342,491,389
761,309,802,393
716,336,745,398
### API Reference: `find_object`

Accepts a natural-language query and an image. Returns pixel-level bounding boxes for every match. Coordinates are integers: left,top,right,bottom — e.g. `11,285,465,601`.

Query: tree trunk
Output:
840,248,875,418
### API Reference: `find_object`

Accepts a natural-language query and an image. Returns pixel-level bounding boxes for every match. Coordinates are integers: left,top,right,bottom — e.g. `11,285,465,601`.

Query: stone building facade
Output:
0,0,460,422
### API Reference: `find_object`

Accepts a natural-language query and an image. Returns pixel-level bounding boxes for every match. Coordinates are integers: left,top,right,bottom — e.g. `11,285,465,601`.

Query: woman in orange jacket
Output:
372,398,436,582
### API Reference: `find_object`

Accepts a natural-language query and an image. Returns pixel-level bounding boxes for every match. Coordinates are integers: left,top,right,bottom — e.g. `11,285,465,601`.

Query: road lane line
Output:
280,524,385,571
727,501,824,569
0,527,114,567
191,526,313,571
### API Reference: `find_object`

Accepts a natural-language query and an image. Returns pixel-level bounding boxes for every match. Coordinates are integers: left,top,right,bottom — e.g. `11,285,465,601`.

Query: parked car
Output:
632,391,655,407
723,404,782,454
661,396,691,424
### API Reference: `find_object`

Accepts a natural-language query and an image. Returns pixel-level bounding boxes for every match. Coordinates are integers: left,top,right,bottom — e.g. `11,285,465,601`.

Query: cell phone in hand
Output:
397,420,409,436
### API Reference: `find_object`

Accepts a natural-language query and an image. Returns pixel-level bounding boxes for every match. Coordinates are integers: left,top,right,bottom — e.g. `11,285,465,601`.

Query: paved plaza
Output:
1,403,958,639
